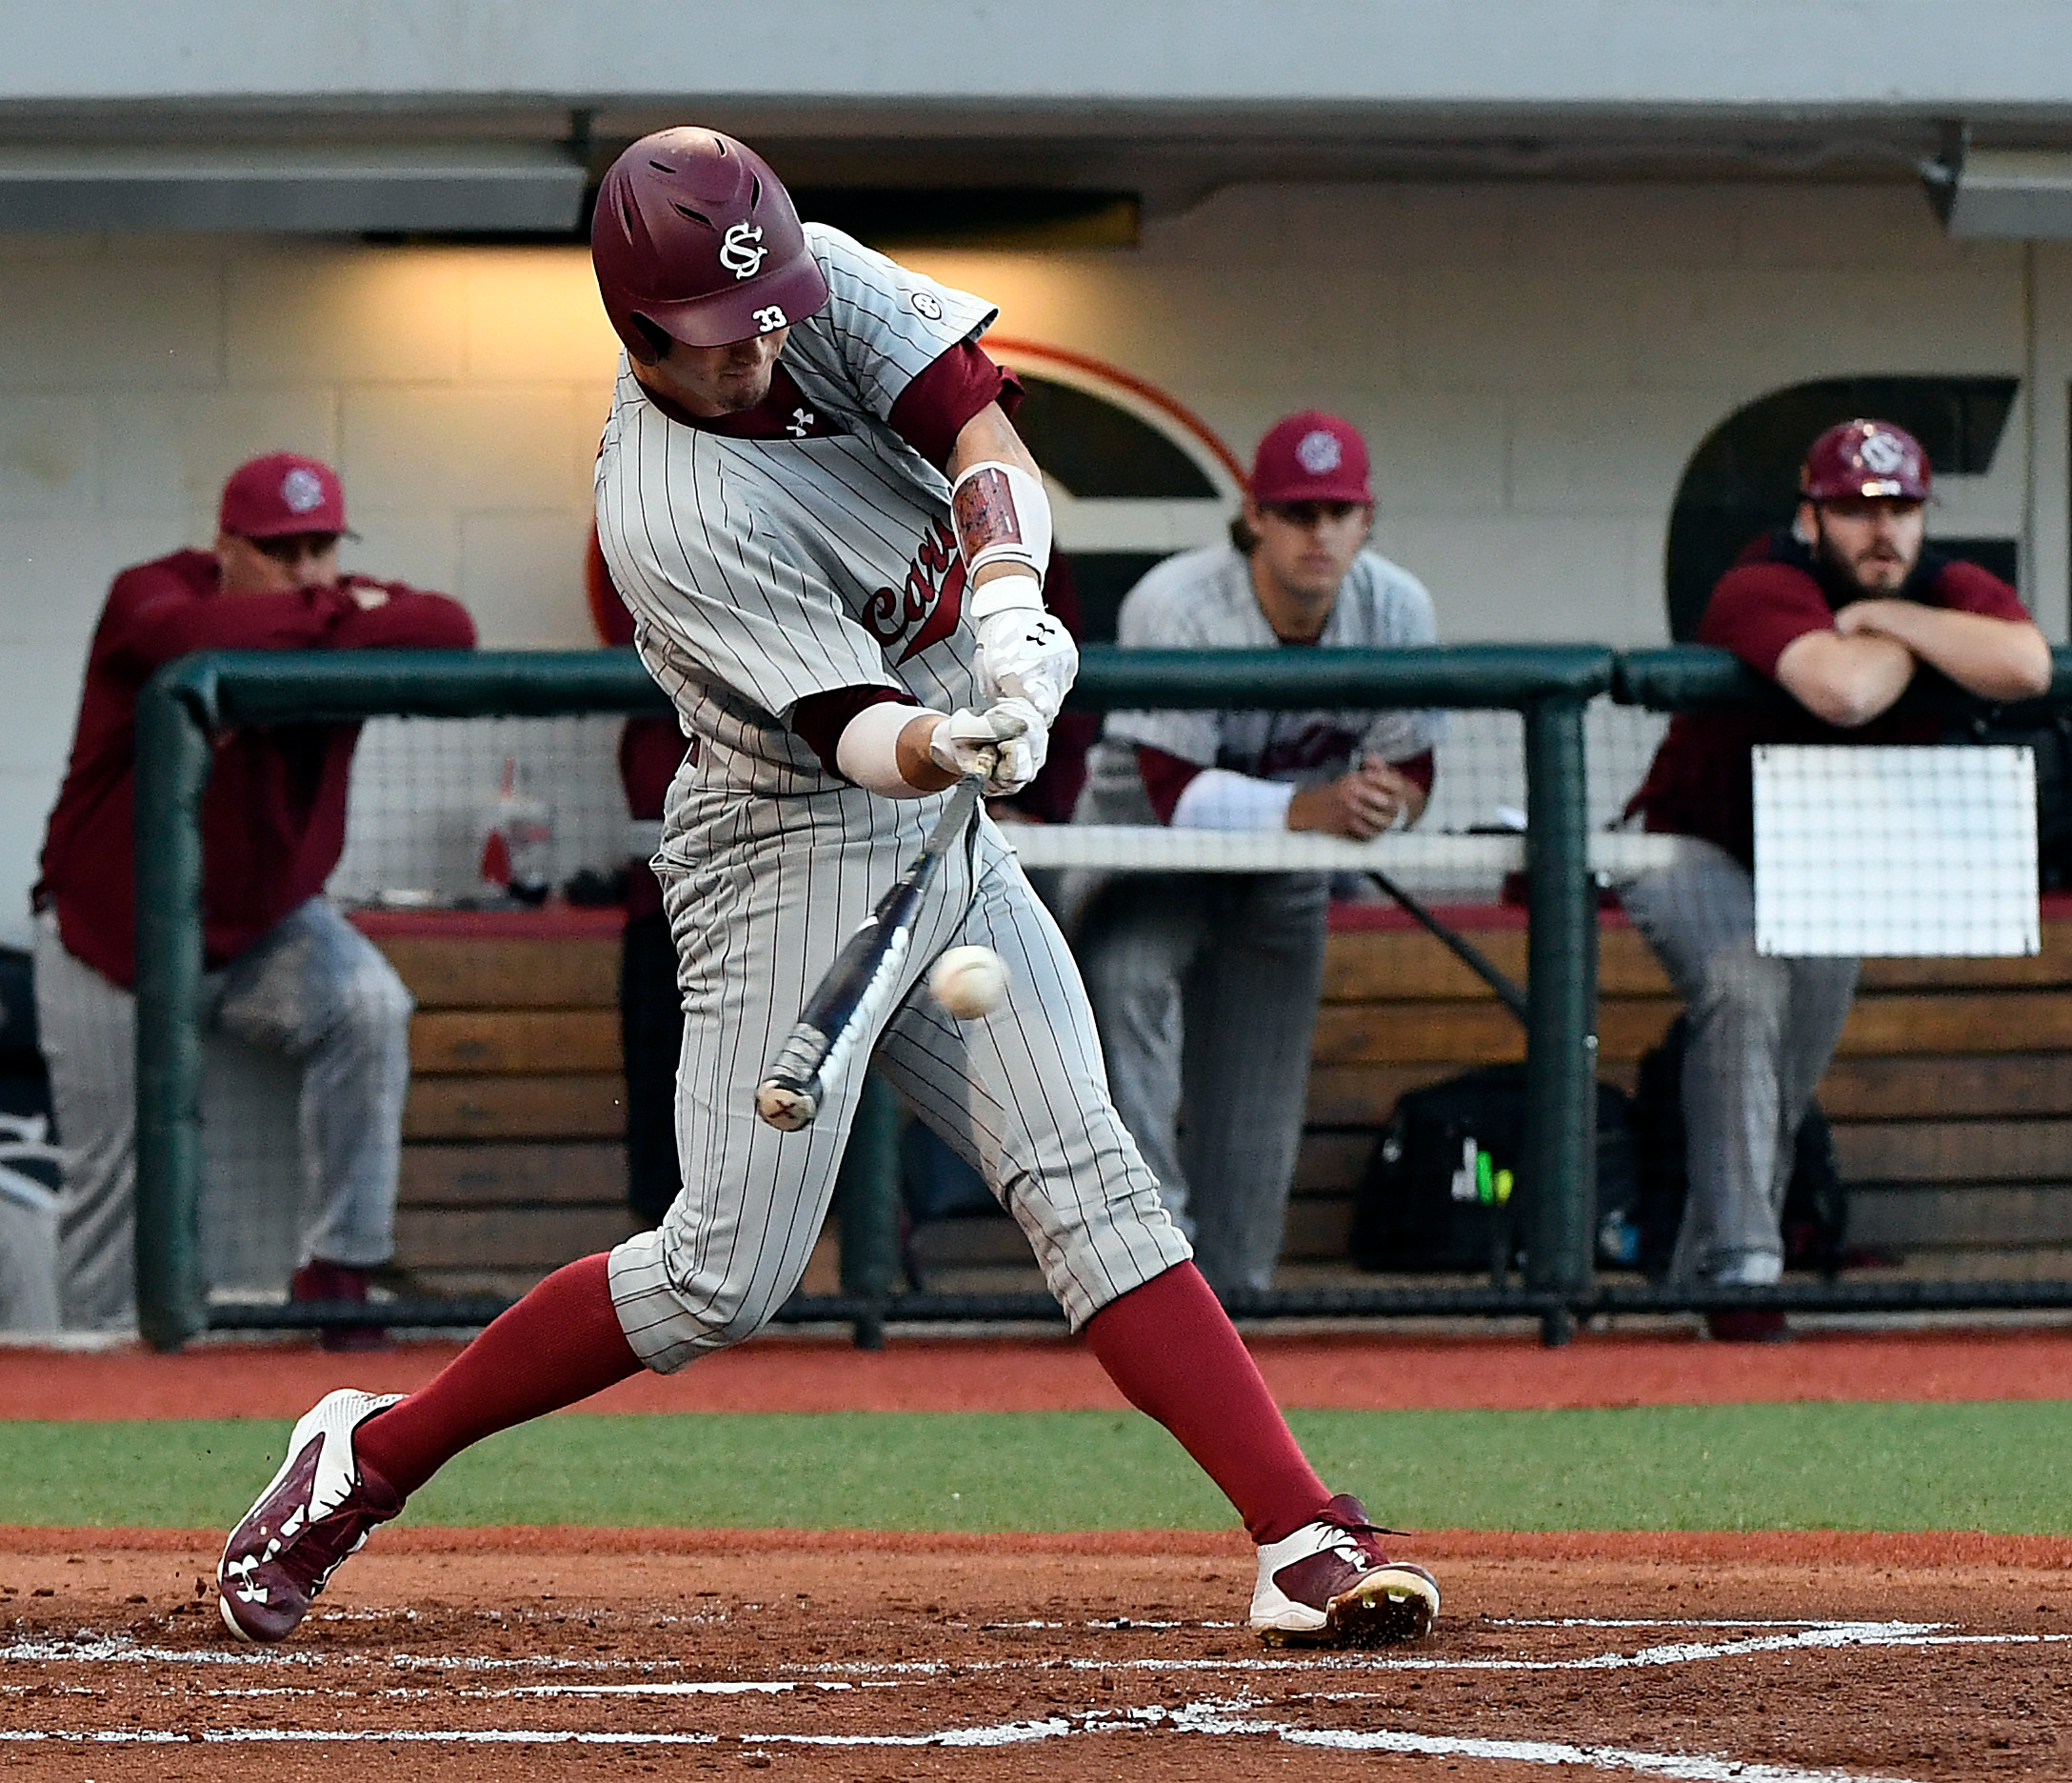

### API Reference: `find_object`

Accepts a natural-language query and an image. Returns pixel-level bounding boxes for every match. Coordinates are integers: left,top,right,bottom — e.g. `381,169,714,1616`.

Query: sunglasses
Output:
1260,501,1367,528
248,532,343,567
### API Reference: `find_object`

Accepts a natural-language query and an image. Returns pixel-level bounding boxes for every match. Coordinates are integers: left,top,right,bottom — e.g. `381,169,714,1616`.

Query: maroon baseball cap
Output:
1801,419,1931,504
1249,411,1373,507
218,453,351,539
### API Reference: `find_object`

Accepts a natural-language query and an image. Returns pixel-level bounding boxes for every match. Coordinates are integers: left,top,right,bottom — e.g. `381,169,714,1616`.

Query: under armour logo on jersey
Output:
1296,430,1343,475
910,290,944,321
720,221,768,279
1859,431,1906,474
787,407,816,438
280,468,326,513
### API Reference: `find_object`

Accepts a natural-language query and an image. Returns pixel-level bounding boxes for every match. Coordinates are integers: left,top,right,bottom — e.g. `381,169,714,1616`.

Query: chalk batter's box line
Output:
0,1707,1927,1783
9,1617,2068,1684
2,1619,2049,1782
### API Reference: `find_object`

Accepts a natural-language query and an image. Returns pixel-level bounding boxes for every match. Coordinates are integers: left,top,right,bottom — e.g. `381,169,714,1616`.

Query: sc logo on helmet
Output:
720,221,768,280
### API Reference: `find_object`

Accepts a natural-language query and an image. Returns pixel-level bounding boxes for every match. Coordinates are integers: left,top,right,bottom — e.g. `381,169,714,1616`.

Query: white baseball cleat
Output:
1249,1493,1441,1648
217,1389,404,1643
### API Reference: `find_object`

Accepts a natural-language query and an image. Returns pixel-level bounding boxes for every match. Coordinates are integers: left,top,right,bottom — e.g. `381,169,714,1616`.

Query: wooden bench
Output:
1294,896,2072,1271
352,907,634,1296
351,894,2072,1296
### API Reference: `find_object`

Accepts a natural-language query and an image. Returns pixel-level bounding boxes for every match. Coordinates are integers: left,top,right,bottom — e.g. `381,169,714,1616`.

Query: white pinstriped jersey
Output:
594,223,993,812
1076,542,1443,827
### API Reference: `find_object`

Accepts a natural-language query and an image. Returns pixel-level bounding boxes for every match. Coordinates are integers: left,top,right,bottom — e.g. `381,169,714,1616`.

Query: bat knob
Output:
755,1078,818,1130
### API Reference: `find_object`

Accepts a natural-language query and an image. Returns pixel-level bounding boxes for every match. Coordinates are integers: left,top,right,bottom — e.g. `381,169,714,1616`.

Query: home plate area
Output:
2,1536,2066,1780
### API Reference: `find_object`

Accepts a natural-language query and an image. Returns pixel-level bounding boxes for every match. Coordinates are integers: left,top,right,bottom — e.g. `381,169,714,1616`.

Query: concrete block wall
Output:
914,181,2042,650
0,182,2061,932
0,236,623,941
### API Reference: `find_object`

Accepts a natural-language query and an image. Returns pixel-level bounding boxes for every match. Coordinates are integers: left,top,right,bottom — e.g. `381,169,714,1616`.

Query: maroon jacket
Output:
1629,529,2031,871
39,549,476,987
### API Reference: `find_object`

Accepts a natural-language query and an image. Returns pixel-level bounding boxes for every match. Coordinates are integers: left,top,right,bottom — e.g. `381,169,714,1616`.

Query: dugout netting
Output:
130,644,2072,1351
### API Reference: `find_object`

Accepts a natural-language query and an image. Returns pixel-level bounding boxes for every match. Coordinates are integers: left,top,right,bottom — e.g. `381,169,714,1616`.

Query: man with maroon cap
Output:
1624,419,2048,1337
1070,411,1441,1300
31,452,475,1338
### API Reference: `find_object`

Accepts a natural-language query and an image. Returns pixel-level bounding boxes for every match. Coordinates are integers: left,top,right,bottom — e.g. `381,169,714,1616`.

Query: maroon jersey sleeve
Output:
329,580,477,651
887,341,1025,472
1932,559,2031,624
103,555,353,673
1696,560,1838,681
789,686,922,778
1137,746,1204,824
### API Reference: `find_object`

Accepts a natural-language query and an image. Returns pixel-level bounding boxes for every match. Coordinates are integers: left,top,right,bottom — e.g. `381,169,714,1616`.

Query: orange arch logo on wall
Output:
987,340,1241,642
587,342,1242,645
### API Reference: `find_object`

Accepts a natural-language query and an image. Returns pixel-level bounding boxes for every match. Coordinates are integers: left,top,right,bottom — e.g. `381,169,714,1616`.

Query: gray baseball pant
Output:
609,795,1190,1372
31,897,411,1331
1617,838,1857,1286
1074,871,1330,1299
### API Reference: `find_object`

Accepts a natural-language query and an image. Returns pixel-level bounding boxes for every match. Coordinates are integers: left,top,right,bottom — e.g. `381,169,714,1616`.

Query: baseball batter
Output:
218,129,1439,1652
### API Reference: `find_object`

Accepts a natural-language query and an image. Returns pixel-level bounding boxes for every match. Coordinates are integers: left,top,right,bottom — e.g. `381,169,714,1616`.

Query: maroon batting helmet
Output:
590,129,829,361
1801,419,1931,504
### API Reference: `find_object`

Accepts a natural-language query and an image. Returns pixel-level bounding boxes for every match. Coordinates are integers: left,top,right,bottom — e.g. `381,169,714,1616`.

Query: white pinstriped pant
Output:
608,788,1191,1372
1617,838,1858,1286
30,900,411,1331
1074,872,1331,1299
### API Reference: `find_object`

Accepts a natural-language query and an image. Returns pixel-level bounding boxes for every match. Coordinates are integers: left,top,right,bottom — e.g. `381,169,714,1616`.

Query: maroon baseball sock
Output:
352,1252,641,1500
1081,1261,1329,1545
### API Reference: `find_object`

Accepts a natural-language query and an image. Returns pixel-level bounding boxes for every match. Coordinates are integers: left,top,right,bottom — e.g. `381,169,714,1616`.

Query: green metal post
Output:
132,667,219,1352
1520,693,1598,1346
834,1072,902,1350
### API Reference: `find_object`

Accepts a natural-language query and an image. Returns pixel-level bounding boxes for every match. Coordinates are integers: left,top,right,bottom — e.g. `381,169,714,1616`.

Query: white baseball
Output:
927,945,1009,1019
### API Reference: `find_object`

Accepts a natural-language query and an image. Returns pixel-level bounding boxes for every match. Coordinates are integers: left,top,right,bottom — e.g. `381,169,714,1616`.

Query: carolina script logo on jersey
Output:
862,517,966,664
720,222,768,279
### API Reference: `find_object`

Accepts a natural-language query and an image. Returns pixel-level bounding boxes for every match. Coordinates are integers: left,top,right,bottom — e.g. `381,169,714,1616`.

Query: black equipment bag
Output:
1350,1063,1639,1275
1630,1015,1846,1280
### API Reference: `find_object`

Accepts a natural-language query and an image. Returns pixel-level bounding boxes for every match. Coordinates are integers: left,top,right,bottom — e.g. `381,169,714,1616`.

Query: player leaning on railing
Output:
217,128,1440,1653
1619,419,2050,1340
33,455,475,1347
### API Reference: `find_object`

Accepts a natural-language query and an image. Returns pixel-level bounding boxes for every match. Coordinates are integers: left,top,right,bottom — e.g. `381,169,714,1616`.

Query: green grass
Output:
4,1403,2070,1533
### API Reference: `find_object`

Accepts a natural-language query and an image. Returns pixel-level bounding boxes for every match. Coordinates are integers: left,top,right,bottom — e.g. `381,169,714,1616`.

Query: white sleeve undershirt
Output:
1168,768,1297,831
834,700,941,798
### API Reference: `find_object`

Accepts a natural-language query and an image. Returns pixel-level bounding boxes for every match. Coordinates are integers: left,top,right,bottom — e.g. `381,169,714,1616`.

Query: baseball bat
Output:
755,773,986,1131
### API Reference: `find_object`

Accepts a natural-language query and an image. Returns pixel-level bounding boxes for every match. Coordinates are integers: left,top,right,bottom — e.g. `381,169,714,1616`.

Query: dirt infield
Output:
10,1326,2072,1421
3,1529,2068,1780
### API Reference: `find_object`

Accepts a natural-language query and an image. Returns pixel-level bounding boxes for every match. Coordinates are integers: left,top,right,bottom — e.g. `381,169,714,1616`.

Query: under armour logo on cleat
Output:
225,1556,269,1604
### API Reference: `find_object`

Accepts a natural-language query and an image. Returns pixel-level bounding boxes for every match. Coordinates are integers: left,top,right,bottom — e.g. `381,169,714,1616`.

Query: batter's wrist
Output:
898,712,959,791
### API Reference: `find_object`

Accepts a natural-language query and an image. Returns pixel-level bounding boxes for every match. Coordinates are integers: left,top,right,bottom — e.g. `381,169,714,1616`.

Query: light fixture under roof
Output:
0,143,587,233
1924,131,2072,239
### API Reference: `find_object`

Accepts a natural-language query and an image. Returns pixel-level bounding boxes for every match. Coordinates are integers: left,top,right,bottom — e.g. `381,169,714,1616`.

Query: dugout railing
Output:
128,644,2072,1351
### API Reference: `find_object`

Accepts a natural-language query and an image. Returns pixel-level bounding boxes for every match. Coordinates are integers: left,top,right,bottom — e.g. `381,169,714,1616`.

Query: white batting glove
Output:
927,699,1047,796
976,606,1078,730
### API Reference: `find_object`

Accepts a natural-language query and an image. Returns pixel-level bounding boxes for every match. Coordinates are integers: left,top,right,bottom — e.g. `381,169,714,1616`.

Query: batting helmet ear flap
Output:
628,315,672,367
